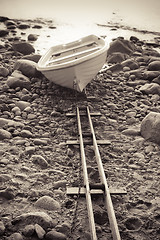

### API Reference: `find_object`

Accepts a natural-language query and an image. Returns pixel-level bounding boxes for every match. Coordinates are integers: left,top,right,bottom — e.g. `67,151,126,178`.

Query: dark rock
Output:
128,69,144,78
0,67,9,77
22,224,35,237
143,48,160,57
25,146,36,155
31,155,48,168
7,24,17,30
0,187,15,199
152,75,160,84
13,59,38,77
55,222,71,235
6,71,31,90
94,206,108,225
12,41,35,55
148,61,160,71
139,83,160,95
136,56,150,63
18,23,30,29
141,112,160,144
143,71,160,81
0,16,10,22
53,180,68,189
0,30,9,37
0,128,12,139
32,25,42,29
107,63,123,73
22,54,41,63
124,217,143,230
45,230,66,240
5,20,16,27
49,25,57,29
20,129,33,138
107,52,126,63
146,42,160,48
121,59,139,70
28,34,38,41
148,56,160,64
107,38,135,56
130,36,139,43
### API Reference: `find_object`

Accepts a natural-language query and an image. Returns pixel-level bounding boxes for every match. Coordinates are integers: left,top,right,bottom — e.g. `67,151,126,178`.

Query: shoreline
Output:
1,16,160,55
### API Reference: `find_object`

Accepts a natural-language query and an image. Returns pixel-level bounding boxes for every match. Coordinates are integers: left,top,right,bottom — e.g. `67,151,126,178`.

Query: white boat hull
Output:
37,35,108,92
42,51,107,92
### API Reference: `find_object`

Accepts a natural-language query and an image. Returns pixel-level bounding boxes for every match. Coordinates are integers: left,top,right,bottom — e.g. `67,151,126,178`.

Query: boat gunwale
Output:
38,49,107,72
37,35,108,71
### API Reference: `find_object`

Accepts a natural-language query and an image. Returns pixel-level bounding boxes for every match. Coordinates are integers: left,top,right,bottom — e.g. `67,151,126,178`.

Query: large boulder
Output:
13,59,39,77
107,38,135,56
12,41,35,55
6,70,31,90
140,112,160,144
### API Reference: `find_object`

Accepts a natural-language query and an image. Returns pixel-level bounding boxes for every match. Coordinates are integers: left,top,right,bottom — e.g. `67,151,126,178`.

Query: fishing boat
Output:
37,35,108,92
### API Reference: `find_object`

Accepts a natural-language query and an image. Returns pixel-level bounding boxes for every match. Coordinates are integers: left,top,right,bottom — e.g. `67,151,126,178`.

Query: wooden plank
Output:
67,187,127,196
66,139,111,145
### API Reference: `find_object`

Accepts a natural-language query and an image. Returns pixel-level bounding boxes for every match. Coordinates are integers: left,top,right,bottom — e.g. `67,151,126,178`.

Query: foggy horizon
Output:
0,0,160,31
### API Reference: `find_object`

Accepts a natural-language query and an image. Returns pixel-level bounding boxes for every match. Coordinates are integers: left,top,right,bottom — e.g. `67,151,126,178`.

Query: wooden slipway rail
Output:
66,106,127,240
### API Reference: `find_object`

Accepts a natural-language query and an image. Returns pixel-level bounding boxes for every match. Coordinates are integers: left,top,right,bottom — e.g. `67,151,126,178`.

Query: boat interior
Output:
46,41,101,66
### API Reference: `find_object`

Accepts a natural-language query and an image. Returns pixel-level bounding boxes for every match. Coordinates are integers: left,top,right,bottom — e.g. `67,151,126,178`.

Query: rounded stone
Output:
45,230,66,240
35,196,61,211
8,232,23,240
0,129,12,140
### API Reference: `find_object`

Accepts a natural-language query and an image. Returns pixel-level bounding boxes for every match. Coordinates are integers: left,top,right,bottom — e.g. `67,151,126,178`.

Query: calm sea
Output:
0,0,160,54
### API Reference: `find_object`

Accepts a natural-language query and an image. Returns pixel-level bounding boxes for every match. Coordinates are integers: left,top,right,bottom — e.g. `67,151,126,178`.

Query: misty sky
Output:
0,0,160,30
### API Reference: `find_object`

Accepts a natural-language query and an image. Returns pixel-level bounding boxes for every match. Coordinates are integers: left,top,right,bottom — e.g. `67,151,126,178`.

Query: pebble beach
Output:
0,14,160,240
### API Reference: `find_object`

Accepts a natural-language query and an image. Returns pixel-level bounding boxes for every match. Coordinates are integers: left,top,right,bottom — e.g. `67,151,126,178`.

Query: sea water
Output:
0,0,160,54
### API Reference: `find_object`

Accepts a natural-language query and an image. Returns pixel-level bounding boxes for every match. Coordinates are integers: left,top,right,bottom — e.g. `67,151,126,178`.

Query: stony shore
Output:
0,16,160,240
